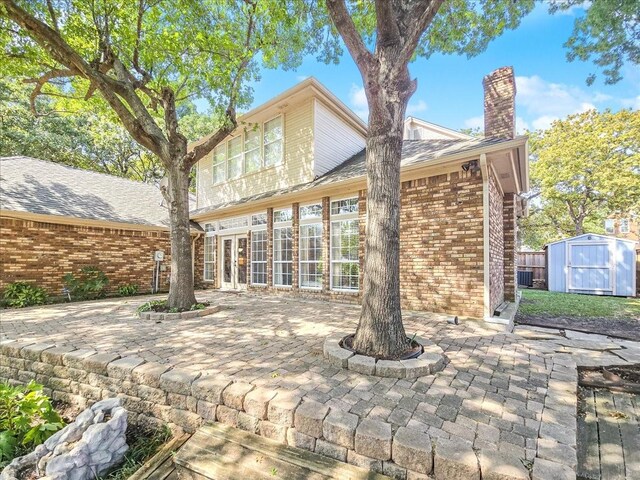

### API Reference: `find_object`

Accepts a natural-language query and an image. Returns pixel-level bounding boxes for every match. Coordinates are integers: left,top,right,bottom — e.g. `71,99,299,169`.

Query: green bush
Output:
136,299,167,313
63,266,109,300
0,381,65,467
117,283,139,297
2,282,48,308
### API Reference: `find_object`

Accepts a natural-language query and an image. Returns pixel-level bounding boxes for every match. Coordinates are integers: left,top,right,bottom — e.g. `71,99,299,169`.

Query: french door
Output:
220,235,248,290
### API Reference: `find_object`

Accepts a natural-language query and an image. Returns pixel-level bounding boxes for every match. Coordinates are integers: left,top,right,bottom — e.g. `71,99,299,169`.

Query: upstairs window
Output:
244,127,261,174
264,116,283,167
227,136,243,179
620,218,630,233
212,145,226,184
604,219,614,234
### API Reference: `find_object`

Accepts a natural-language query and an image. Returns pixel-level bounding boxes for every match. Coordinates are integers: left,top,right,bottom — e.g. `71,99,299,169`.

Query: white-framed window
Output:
251,229,267,285
204,223,215,281
330,197,359,291
244,127,261,174
218,216,248,231
251,213,267,227
212,145,226,184
273,208,292,286
620,218,630,233
299,203,323,289
264,116,283,167
227,136,243,179
604,219,614,234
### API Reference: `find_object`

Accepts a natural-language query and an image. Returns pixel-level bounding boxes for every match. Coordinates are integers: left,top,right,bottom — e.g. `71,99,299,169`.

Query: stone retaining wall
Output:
0,339,573,480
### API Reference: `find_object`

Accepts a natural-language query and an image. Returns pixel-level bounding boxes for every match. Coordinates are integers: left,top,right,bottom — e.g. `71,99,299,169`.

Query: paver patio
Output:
2,291,640,478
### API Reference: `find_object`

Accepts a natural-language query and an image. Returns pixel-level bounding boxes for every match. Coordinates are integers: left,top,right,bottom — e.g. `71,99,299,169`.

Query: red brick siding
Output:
399,170,484,318
483,66,516,139
0,217,172,295
503,194,517,301
488,171,505,313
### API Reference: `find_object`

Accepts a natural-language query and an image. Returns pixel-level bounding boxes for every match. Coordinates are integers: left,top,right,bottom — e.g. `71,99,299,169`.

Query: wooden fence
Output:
517,251,546,288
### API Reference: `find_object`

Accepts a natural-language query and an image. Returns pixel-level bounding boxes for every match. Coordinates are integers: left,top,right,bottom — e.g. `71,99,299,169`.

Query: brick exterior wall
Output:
0,217,172,295
483,67,516,139
488,172,505,313
503,194,517,301
399,170,485,318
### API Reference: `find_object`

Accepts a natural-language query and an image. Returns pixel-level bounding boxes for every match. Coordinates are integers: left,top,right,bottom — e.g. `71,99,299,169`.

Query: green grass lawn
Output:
518,289,640,319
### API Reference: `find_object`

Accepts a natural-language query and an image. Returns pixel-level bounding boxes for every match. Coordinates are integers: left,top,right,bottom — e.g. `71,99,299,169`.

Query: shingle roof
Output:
0,156,172,228
190,136,523,217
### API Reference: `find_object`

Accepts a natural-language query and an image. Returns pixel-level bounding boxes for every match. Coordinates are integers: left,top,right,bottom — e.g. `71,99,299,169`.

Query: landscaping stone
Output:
355,418,392,460
434,438,479,480
400,359,432,379
392,427,432,474
286,428,316,451
260,420,287,443
243,387,277,419
1,397,127,480
479,450,529,480
325,344,354,368
191,375,232,404
348,355,376,375
41,345,76,366
62,349,97,369
131,361,170,388
83,352,121,375
222,381,254,410
216,405,239,427
294,399,330,438
106,356,146,379
531,458,574,480
20,342,56,361
323,409,359,449
237,412,260,434
418,353,446,373
347,450,383,474
196,400,217,421
315,439,347,462
159,368,201,395
383,461,408,480
168,407,202,432
376,360,405,379
267,390,301,426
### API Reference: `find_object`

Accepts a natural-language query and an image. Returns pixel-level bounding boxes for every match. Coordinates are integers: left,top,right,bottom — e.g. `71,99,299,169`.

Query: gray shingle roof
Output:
190,136,522,217
0,156,172,228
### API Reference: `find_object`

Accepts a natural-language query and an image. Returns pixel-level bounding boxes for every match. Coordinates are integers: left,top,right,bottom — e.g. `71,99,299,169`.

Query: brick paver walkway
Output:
2,291,640,477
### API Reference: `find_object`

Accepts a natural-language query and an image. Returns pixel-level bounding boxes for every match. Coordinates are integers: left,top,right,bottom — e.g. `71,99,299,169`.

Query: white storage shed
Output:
546,233,636,297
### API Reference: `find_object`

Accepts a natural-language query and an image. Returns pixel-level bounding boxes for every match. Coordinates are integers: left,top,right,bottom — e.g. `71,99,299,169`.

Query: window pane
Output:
252,213,267,226
245,129,261,173
251,230,267,285
300,203,322,220
245,128,260,150
264,141,283,167
273,226,293,286
330,219,359,291
264,116,283,143
228,136,243,178
331,198,358,215
213,145,226,183
274,208,293,223
300,223,323,289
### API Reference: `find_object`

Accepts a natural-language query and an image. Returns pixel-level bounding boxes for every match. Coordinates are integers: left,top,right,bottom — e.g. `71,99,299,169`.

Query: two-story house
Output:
190,67,529,322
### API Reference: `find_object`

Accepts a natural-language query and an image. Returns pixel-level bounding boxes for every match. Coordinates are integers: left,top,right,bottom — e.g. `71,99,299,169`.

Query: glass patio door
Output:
220,235,248,290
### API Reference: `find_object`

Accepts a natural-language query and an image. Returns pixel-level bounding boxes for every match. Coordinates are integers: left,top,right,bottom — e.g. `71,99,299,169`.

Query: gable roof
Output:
404,117,474,140
190,135,527,219
0,156,172,229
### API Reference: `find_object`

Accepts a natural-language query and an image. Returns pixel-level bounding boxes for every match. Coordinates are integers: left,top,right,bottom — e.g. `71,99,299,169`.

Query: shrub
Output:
2,282,48,308
117,283,139,297
136,299,167,313
63,266,109,300
0,381,65,467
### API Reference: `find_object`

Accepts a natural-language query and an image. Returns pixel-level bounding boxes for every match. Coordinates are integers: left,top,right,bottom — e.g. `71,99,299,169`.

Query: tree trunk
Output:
165,158,197,310
353,68,414,359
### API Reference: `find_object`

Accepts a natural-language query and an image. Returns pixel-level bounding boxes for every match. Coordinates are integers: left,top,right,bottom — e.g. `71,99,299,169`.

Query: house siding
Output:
196,99,315,209
313,99,366,177
206,168,488,319
0,217,173,296
488,170,505,313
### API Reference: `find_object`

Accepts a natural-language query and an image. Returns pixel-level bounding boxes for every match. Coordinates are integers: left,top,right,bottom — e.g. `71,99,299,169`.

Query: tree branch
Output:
325,0,373,78
23,68,77,115
398,0,445,65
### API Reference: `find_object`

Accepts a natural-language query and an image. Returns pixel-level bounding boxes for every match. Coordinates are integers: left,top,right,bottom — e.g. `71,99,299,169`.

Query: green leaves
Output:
2,282,48,308
63,266,110,300
0,381,64,467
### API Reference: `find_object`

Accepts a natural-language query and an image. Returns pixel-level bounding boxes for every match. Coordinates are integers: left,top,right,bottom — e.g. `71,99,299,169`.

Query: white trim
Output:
546,233,637,247
480,154,491,320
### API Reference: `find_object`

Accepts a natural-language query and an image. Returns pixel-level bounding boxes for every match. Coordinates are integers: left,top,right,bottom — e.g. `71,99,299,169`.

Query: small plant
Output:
63,266,109,300
2,282,48,308
137,299,167,313
189,303,207,311
117,283,139,297
0,381,64,467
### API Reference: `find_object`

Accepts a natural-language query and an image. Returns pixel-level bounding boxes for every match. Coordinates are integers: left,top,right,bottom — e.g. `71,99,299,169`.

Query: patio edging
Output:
0,339,577,480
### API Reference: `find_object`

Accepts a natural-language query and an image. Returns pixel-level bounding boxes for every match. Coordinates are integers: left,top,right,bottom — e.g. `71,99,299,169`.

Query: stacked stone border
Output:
0,339,577,480
138,305,222,321
323,333,447,379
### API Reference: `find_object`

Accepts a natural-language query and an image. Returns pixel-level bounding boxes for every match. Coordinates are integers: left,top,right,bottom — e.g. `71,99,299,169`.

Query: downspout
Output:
479,154,491,321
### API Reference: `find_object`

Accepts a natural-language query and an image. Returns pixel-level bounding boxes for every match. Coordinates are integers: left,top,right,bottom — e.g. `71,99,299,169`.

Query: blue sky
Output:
245,3,639,134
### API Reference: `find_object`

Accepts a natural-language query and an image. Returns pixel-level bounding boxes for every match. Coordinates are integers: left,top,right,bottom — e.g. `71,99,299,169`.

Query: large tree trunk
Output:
165,158,197,310
353,68,414,359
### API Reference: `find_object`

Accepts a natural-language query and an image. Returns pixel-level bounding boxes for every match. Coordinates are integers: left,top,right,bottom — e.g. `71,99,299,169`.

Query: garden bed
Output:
137,300,220,320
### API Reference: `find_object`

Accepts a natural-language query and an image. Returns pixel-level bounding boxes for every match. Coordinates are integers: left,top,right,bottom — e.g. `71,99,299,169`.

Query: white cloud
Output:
463,116,483,130
515,75,607,130
621,95,640,110
407,99,428,116
349,84,369,120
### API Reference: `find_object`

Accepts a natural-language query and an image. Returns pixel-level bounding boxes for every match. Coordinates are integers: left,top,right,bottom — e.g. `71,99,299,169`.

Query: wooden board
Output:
128,433,190,480
174,423,391,480
577,389,600,480
612,393,640,479
594,390,626,480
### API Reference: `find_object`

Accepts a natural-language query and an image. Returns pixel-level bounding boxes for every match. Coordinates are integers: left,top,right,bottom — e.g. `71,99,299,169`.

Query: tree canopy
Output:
521,109,640,249
550,0,640,85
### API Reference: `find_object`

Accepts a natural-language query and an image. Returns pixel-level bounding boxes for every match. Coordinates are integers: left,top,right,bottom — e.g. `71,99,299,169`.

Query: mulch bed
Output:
515,313,640,341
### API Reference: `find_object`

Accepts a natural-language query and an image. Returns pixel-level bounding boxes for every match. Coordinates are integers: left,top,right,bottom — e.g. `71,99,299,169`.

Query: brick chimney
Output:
483,67,516,139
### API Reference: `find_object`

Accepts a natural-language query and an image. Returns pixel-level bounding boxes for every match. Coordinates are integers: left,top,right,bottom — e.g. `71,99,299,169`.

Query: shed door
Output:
568,243,612,294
